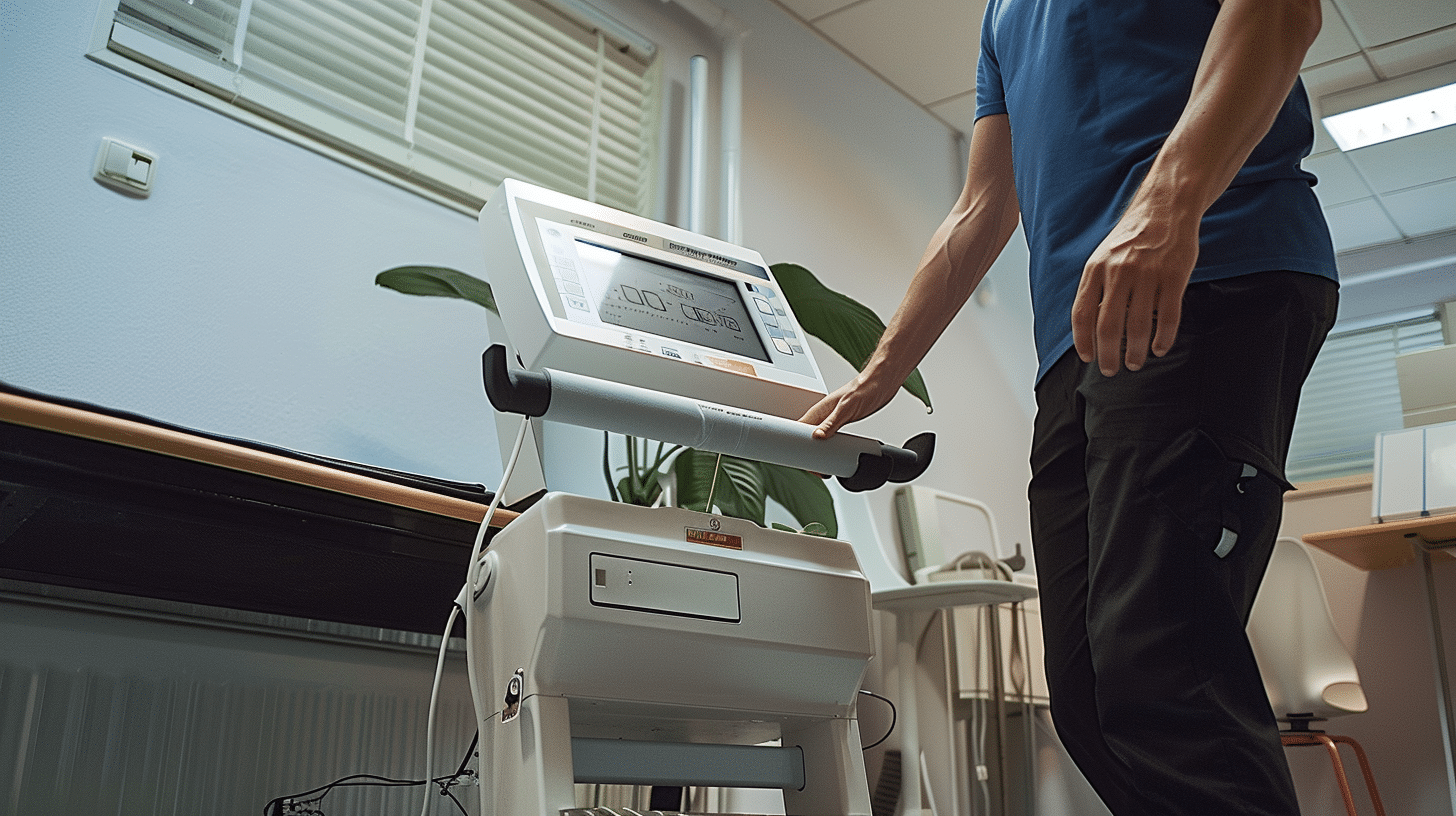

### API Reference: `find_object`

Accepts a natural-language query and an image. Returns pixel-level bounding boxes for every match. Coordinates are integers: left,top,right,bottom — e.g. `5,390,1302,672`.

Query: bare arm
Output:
800,113,1020,438
1072,0,1322,376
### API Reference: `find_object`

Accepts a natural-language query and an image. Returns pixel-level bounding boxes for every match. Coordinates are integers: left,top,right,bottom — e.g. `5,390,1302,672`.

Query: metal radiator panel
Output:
1,589,477,816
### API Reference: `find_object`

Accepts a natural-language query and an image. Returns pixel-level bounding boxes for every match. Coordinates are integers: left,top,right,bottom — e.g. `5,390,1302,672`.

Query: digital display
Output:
572,241,770,362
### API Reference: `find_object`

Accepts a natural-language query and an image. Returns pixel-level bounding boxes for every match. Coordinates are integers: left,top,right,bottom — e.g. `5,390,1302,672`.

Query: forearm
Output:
865,187,1017,386
802,114,1018,433
1138,0,1322,222
863,117,1020,388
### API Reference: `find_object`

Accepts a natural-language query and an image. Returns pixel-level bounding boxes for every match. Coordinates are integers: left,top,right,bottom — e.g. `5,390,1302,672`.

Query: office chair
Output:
1247,537,1387,816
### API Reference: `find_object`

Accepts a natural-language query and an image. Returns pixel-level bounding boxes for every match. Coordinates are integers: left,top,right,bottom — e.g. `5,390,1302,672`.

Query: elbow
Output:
1229,0,1322,52
1286,0,1322,51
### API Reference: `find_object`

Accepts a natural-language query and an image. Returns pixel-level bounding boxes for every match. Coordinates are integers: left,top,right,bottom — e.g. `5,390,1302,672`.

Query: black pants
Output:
1029,270,1338,816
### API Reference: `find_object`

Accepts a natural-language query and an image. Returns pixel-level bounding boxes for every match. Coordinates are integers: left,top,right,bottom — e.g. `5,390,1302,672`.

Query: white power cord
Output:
418,415,533,816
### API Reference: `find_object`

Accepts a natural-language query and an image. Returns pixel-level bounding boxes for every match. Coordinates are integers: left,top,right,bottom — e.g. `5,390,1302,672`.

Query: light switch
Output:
126,155,151,184
94,138,156,196
103,142,131,177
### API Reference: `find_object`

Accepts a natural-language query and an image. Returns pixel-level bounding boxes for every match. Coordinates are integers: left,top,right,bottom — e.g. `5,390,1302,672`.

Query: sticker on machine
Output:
686,525,743,550
702,356,756,377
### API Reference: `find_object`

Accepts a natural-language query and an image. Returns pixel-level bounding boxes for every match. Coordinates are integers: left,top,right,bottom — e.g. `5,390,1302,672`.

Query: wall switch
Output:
94,138,156,196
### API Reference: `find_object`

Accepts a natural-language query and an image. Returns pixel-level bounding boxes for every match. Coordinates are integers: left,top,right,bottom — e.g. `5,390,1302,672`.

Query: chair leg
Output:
1281,732,1386,816
1330,735,1387,816
1314,734,1361,816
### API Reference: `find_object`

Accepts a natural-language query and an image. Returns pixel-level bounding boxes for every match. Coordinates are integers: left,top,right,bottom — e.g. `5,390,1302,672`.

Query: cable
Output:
858,688,897,751
453,731,479,780
465,414,532,600
262,763,476,816
419,603,462,816
418,415,533,816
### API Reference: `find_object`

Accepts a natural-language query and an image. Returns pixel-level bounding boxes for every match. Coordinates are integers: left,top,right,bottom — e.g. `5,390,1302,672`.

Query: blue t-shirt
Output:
975,0,1338,382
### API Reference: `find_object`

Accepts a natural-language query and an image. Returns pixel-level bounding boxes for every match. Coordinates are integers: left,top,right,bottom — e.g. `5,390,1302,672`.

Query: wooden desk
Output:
1304,512,1456,812
1,390,514,634
0,390,518,528
1304,512,1456,571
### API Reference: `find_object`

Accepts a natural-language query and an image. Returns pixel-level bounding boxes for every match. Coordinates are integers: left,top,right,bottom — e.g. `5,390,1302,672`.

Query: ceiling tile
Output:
816,0,986,105
1311,121,1341,156
1330,0,1455,48
1306,152,1375,206
1301,54,1381,100
1344,125,1456,194
1302,56,1382,153
1323,198,1405,250
1304,0,1362,68
1367,30,1456,78
777,0,861,23
1380,177,1456,237
928,92,978,137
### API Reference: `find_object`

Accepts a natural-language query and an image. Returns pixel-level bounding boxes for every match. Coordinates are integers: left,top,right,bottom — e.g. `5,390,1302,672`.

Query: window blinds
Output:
1286,316,1445,483
108,0,661,214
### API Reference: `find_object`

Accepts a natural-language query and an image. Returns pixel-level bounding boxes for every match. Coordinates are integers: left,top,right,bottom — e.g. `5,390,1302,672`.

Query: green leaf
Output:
772,262,931,411
376,266,497,314
616,472,662,507
770,520,830,537
758,462,838,538
673,450,766,524
602,432,619,503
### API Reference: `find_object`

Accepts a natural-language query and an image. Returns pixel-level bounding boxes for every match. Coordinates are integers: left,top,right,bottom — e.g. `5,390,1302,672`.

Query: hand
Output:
1071,202,1199,376
799,371,901,439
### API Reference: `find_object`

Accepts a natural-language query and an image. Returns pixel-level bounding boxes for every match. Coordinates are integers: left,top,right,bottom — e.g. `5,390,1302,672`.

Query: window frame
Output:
85,0,691,217
1286,312,1447,484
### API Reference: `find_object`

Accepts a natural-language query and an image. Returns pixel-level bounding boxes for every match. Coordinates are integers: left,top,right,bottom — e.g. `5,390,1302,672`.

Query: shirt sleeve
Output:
975,0,1007,120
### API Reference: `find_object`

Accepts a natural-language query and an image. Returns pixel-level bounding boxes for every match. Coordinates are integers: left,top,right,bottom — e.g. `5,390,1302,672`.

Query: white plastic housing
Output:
479,179,828,419
466,493,875,815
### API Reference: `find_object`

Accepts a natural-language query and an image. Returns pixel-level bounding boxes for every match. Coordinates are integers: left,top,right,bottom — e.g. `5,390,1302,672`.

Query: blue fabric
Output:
975,0,1338,382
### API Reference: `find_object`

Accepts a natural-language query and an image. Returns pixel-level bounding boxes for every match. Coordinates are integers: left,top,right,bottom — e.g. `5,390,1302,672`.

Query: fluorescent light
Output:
1320,62,1456,152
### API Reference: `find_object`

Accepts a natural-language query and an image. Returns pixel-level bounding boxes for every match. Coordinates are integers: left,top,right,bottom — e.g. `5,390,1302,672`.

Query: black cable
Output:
441,784,469,816
452,731,479,779
262,731,480,816
262,774,423,816
858,688,897,751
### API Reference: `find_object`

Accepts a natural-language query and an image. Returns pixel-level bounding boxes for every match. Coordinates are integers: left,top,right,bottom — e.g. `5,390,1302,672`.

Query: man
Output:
800,1,1338,814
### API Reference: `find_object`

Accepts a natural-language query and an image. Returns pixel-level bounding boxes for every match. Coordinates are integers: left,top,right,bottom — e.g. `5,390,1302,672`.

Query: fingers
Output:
1095,287,1129,377
1122,287,1157,372
1071,274,1102,365
1150,286,1183,358
1073,270,1135,377
1073,266,1180,376
812,409,845,439
799,393,847,439
800,375,897,438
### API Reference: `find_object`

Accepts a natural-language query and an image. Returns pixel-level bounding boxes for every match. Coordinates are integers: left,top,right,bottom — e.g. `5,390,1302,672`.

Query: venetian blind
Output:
106,0,661,214
1286,316,1445,483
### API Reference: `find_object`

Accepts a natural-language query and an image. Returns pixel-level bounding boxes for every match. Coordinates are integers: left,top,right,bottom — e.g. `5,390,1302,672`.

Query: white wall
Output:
1,0,502,485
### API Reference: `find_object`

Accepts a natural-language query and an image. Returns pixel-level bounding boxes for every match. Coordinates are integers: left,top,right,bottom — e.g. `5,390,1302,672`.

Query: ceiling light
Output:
1320,62,1456,152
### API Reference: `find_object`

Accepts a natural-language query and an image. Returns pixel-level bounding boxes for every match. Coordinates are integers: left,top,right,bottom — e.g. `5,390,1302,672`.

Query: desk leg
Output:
1415,535,1456,814
895,611,925,816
